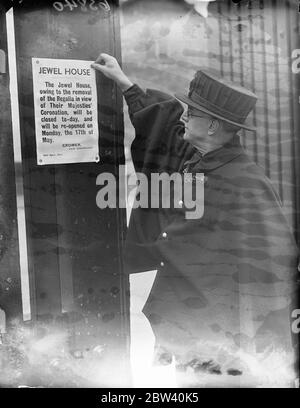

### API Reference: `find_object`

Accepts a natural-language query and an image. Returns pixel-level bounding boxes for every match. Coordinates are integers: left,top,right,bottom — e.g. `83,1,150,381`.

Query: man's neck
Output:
192,140,224,156
192,134,236,156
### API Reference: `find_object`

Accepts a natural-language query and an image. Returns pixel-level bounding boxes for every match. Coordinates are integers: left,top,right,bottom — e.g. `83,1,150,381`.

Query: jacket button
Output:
162,232,167,238
160,261,165,267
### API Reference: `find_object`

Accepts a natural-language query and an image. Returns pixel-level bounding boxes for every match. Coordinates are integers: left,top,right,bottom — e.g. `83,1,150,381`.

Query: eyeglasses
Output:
182,109,207,121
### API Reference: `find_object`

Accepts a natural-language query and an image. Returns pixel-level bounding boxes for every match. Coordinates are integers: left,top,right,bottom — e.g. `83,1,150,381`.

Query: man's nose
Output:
182,113,189,123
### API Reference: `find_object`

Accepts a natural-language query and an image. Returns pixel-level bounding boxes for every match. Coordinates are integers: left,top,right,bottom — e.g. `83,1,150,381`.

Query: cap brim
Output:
175,92,256,132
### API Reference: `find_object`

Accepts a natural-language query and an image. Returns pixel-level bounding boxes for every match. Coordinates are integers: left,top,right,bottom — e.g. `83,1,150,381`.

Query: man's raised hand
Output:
91,53,133,92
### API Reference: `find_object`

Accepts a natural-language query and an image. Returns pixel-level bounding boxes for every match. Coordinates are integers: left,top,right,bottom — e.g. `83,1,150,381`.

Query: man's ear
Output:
208,118,220,135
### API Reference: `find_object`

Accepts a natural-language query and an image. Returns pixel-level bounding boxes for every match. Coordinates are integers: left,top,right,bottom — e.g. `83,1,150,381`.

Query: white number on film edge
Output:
291,309,300,334
53,0,110,12
77,0,88,11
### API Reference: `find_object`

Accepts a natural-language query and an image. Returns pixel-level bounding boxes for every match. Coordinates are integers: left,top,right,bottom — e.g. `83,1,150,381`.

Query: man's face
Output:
182,107,213,144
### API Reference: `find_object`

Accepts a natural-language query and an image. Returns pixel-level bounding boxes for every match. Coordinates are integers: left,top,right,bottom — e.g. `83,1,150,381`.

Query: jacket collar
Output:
183,135,244,172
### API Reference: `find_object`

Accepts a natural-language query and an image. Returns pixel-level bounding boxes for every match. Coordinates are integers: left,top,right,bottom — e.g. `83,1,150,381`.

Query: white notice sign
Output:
32,58,99,165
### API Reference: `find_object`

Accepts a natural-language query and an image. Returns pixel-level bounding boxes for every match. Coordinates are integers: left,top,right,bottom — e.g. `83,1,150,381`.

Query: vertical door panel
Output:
10,0,129,386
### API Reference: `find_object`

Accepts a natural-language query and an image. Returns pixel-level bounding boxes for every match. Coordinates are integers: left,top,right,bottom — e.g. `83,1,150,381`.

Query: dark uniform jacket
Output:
123,84,298,383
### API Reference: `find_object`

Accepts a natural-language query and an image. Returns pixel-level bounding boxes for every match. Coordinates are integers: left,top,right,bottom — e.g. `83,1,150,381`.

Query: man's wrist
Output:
116,75,134,92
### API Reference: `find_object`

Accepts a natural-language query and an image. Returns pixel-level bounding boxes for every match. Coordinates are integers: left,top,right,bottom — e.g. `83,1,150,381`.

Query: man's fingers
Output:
95,52,113,64
94,54,106,64
91,62,109,74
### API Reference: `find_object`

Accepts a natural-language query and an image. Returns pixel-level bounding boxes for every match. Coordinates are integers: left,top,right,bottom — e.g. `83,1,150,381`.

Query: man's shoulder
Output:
226,152,269,180
146,88,176,103
221,152,280,199
125,84,181,106
145,89,184,114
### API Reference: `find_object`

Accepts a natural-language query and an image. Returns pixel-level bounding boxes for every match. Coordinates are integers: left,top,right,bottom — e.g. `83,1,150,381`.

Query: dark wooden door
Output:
0,0,130,387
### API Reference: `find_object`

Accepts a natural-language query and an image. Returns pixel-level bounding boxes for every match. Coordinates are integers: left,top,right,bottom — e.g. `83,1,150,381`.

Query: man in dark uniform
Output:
92,54,298,387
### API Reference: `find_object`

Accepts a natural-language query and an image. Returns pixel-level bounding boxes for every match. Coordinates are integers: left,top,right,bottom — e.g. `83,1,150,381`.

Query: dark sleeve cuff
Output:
123,84,146,106
122,83,137,95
